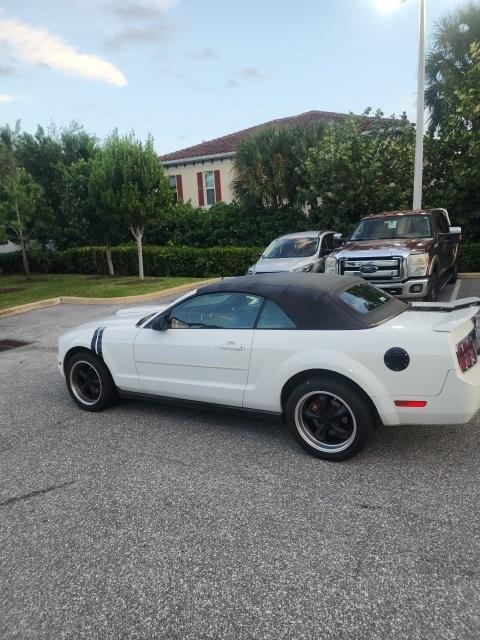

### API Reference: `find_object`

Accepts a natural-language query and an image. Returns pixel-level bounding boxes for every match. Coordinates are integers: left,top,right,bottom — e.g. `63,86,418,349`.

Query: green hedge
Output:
0,245,263,278
458,244,480,273
2,242,478,277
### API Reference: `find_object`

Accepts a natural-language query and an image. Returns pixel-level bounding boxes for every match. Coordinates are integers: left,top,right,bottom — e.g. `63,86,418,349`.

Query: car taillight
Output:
456,335,477,372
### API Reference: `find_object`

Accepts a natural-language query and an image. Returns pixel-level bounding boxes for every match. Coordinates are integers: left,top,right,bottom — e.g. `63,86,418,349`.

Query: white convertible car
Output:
58,273,480,461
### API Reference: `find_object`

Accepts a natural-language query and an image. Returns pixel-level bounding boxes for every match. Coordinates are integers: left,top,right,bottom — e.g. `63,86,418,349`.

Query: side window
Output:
256,300,297,329
321,233,334,253
435,213,449,234
169,292,263,329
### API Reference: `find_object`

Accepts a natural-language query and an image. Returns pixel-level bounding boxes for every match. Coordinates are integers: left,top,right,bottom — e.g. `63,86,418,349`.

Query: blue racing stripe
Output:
91,328,99,352
97,327,105,359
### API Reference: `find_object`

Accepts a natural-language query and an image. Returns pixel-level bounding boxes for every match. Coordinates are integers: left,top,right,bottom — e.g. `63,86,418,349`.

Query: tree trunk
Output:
106,240,114,276
20,237,31,279
14,196,30,279
131,225,145,281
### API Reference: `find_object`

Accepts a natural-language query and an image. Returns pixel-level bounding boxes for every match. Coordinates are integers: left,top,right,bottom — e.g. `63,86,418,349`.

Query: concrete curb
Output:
0,278,216,319
458,273,480,279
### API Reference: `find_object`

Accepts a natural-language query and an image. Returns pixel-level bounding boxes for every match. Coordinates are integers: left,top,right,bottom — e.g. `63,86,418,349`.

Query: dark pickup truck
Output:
324,209,461,301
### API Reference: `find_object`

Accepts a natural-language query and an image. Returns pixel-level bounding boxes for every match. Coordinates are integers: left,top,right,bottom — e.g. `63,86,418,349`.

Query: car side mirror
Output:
151,313,169,331
333,233,344,249
448,226,462,243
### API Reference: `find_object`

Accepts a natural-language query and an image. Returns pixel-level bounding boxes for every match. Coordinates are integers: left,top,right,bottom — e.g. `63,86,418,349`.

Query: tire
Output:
65,351,118,412
425,273,439,302
285,377,374,461
449,261,458,285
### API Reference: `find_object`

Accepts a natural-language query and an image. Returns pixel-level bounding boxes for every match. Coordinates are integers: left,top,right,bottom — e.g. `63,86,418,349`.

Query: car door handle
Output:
221,342,246,351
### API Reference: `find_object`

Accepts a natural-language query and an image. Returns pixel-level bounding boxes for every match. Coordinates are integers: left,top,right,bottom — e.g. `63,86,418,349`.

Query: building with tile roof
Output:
160,110,393,208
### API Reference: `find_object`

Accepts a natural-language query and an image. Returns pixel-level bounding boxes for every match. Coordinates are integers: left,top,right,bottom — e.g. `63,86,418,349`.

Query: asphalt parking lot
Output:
1,279,480,640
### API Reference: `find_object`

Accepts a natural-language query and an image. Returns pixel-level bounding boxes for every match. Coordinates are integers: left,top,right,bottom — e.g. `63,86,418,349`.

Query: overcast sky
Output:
0,0,465,154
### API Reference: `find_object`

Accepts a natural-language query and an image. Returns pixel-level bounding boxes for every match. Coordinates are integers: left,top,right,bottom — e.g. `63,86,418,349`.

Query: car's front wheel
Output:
285,377,374,461
65,351,118,411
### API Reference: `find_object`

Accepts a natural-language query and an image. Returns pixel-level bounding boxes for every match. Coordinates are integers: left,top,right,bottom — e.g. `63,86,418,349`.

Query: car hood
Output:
334,238,433,258
62,305,168,337
254,257,315,272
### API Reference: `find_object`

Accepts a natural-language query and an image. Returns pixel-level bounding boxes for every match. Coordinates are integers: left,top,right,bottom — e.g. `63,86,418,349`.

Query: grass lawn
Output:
0,274,204,310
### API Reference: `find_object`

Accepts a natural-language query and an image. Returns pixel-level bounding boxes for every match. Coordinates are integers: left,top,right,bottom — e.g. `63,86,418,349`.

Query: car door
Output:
133,292,264,406
317,233,334,272
434,212,451,273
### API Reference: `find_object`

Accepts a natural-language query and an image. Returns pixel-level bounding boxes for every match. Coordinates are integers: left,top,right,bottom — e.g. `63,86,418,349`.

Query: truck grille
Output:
339,256,404,281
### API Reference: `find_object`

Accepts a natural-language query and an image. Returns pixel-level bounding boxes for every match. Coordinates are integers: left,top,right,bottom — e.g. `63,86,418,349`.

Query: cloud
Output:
238,67,267,80
223,79,240,89
0,65,16,76
0,11,127,87
222,67,267,90
105,23,172,51
111,0,178,19
0,94,16,104
188,47,219,61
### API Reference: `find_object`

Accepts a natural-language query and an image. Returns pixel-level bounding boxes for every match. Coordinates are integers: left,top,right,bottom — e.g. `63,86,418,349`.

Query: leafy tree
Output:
298,111,415,234
58,158,114,253
0,123,53,277
426,2,480,134
90,132,170,279
13,122,99,249
424,40,480,238
59,122,98,165
232,123,325,210
0,165,47,278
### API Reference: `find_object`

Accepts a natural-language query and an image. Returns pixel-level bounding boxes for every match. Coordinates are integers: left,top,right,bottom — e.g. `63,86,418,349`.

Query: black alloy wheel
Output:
285,377,374,461
65,351,118,411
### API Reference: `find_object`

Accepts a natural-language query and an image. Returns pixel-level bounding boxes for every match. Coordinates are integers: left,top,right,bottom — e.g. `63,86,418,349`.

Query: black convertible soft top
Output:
197,272,407,330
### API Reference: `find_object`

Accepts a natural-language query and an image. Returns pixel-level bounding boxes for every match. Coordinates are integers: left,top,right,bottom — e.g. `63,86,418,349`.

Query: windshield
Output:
263,237,319,259
351,215,433,240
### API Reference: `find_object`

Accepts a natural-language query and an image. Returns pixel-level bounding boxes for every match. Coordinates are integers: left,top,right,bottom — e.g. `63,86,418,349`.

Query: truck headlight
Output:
407,253,428,277
324,256,337,274
293,263,313,272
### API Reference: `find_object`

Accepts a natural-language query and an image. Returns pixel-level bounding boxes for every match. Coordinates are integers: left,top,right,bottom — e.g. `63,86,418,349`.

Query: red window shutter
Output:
197,172,205,206
176,175,183,203
214,169,222,203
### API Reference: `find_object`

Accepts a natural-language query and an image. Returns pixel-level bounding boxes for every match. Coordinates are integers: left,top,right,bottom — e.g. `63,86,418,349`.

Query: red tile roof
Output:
160,110,395,162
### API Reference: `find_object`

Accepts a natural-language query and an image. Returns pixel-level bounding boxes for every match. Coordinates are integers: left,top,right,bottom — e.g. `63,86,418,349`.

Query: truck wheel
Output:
285,377,373,461
425,274,439,302
449,261,458,284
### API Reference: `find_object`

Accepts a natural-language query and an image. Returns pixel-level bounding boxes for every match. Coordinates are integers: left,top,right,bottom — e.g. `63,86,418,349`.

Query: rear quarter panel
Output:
244,324,452,424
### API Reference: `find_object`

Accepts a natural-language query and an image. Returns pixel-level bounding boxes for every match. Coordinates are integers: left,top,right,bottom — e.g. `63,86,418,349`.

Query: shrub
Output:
144,202,313,248
0,245,263,277
3,241,478,277
458,243,480,273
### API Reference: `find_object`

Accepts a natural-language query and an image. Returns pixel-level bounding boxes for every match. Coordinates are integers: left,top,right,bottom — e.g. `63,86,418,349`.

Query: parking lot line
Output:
450,279,462,302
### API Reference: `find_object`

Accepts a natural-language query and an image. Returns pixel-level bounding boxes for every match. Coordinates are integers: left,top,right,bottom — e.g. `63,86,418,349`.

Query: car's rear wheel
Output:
65,351,118,411
285,377,373,461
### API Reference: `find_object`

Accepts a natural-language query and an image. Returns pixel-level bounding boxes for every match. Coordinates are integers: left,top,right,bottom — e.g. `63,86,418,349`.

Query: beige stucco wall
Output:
164,157,235,207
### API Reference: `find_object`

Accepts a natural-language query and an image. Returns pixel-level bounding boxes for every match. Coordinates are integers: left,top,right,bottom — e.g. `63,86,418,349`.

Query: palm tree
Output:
232,123,325,211
426,2,480,133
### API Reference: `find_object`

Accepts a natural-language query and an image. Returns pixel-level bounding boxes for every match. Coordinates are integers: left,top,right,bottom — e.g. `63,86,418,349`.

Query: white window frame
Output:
204,171,216,206
168,175,178,203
